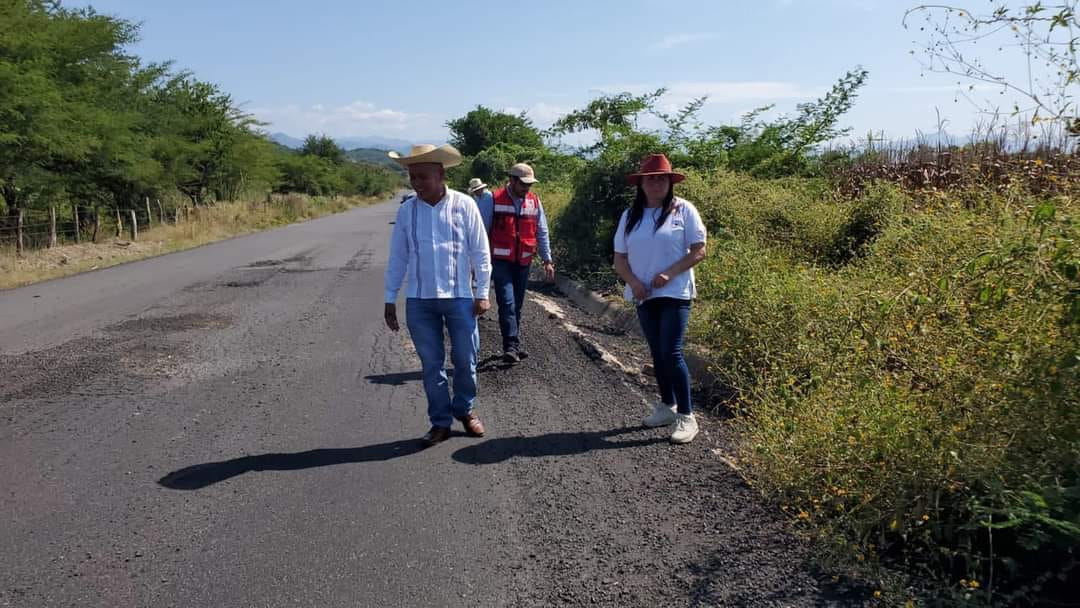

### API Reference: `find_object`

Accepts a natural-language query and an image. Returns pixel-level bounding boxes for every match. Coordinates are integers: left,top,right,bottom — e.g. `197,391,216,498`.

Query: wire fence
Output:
0,195,300,255
0,199,199,253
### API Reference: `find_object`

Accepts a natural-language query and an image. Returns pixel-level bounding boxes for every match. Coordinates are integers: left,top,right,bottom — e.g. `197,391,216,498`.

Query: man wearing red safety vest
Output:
482,163,555,364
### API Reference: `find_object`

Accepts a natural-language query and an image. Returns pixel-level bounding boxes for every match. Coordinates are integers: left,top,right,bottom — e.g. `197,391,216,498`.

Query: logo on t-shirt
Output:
670,201,684,228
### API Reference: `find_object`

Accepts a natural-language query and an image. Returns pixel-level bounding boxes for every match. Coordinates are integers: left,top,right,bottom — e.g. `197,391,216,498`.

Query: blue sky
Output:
71,0,1031,145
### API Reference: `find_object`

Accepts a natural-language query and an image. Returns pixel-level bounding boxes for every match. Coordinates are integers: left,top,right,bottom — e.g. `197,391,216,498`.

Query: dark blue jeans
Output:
492,260,531,352
405,298,479,428
636,297,693,414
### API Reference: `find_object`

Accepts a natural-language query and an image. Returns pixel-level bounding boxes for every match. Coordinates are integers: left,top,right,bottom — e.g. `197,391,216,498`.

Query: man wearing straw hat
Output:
384,144,491,446
467,177,493,230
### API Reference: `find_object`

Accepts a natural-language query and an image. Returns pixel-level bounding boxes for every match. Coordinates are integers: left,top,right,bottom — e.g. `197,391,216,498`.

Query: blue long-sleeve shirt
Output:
475,187,552,263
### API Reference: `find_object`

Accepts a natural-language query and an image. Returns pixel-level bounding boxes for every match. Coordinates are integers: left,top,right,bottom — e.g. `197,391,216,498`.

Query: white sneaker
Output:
643,402,677,428
670,413,699,444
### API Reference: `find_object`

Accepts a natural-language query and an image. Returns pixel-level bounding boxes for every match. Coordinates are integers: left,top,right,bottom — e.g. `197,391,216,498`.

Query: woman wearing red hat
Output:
613,154,707,444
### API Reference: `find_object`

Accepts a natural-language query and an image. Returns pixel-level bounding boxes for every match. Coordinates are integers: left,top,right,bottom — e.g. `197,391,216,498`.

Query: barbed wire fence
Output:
0,195,274,256
1,192,344,257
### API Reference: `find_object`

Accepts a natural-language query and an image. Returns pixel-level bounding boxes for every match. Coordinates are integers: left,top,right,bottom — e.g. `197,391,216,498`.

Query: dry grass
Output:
0,194,384,290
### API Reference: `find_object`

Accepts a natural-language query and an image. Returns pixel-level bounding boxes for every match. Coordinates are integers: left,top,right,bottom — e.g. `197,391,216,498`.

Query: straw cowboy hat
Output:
626,153,685,186
388,144,463,168
467,177,488,193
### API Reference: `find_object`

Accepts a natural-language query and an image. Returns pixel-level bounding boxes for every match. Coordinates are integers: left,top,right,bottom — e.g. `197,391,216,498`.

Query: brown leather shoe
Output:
421,426,451,446
455,413,485,437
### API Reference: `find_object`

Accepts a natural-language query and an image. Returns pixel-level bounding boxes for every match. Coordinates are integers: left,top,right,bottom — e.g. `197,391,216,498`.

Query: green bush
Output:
447,143,584,195
684,177,1078,602
551,132,668,290
274,151,399,198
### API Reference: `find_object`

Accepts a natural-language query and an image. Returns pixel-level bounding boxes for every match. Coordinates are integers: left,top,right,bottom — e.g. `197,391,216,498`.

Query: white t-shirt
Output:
612,197,707,302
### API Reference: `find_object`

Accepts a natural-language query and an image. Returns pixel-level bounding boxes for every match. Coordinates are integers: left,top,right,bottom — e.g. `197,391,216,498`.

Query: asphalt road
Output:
1,196,858,607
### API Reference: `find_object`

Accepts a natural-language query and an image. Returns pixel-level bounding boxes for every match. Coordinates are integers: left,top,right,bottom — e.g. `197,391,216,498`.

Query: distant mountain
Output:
269,132,305,149
268,132,413,154
335,136,412,153
344,147,402,171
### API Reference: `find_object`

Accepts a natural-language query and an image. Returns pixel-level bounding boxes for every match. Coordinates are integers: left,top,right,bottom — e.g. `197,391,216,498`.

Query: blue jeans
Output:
636,297,693,414
492,260,531,352
405,298,479,428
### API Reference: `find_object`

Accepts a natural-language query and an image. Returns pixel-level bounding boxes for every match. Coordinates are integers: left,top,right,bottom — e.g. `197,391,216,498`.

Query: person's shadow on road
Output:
452,426,663,465
158,439,425,490
363,370,426,385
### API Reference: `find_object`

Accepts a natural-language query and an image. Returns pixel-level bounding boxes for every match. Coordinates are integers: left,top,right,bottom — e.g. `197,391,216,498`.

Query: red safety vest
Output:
490,187,539,266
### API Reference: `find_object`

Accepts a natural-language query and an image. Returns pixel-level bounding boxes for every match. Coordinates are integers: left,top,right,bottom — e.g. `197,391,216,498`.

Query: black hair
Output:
624,181,675,235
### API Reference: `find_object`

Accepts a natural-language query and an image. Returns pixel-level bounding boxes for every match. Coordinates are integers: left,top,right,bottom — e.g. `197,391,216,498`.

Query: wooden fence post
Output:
115,208,122,237
73,205,81,244
93,210,100,243
129,209,138,241
16,208,24,257
157,198,165,225
49,206,57,248
145,197,153,229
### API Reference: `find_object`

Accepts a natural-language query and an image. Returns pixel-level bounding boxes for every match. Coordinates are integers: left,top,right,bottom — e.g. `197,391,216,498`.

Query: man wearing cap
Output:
384,144,492,446
487,163,555,364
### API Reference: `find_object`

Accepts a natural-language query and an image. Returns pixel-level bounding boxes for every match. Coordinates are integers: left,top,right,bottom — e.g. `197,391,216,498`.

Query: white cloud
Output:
250,100,432,137
891,83,1002,93
594,81,822,108
501,102,574,126
669,81,821,102
254,82,824,143
647,33,717,52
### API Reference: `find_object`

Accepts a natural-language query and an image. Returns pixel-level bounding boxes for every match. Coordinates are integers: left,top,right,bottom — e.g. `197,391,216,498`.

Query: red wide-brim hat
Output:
626,153,686,186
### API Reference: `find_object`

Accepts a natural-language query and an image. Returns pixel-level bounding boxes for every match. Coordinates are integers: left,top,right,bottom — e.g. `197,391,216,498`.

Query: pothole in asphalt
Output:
247,253,311,269
3,313,232,404
105,313,231,335
247,259,282,268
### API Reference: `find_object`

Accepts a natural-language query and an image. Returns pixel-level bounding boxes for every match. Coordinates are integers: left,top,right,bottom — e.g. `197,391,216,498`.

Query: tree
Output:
446,106,543,156
300,134,345,164
150,75,260,203
735,67,868,176
906,2,1080,134
0,0,398,237
547,89,666,150
0,1,142,214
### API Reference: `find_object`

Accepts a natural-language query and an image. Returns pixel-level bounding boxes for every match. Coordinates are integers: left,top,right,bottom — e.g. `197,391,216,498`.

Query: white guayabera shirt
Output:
384,189,492,303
